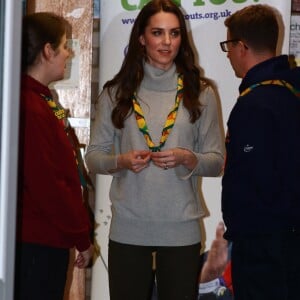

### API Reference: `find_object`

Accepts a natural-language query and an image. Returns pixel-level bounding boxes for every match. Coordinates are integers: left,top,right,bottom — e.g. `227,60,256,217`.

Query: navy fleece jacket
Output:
222,55,300,240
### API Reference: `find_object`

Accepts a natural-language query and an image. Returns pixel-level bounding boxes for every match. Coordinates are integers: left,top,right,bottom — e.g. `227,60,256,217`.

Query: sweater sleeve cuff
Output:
175,147,198,180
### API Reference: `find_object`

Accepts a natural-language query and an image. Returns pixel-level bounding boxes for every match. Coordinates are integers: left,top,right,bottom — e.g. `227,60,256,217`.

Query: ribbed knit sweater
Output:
86,63,224,246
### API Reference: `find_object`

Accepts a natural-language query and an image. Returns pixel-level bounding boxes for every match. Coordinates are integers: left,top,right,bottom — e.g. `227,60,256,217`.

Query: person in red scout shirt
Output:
15,12,93,300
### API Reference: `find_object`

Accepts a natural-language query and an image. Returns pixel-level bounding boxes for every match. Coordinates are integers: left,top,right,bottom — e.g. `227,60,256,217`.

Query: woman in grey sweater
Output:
86,0,224,299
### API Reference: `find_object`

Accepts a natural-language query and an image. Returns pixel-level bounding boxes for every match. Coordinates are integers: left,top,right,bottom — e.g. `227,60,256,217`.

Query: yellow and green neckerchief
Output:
40,93,87,187
132,74,183,152
40,93,66,126
240,79,300,98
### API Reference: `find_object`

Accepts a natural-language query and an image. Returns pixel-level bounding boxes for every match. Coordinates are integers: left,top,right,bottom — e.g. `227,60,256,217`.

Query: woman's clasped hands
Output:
117,148,197,173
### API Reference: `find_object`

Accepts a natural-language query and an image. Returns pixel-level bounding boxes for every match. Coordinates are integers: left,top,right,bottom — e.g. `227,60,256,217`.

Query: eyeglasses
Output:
220,39,248,52
220,39,240,52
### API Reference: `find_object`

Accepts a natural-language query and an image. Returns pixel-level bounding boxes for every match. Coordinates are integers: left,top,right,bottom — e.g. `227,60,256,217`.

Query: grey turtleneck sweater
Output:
86,63,224,246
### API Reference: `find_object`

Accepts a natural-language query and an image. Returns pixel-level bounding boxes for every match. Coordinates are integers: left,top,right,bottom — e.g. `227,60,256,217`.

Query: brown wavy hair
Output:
104,0,209,129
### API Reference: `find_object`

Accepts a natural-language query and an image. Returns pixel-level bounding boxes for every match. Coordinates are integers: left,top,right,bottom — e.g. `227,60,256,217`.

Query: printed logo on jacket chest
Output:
243,144,254,153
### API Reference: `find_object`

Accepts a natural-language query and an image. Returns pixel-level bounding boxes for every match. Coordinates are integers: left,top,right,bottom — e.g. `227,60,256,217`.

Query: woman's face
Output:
139,11,181,70
50,33,70,82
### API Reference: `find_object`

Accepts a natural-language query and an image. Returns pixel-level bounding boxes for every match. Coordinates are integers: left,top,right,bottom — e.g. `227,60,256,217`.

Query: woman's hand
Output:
151,148,198,170
74,244,94,268
117,150,151,173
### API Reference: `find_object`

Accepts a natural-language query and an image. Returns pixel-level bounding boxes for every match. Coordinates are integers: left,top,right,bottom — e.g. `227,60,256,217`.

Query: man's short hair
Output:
224,4,279,53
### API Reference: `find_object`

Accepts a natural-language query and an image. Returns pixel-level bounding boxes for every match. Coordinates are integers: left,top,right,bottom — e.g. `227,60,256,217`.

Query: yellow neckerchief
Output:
40,93,88,187
40,93,66,126
132,74,183,152
240,79,300,98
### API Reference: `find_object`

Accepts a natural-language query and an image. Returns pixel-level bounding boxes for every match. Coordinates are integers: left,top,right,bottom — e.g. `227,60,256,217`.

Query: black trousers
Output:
108,239,201,300
14,243,69,300
231,230,300,300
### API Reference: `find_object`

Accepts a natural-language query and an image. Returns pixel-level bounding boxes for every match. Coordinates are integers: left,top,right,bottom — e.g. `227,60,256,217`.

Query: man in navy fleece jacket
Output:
220,4,300,300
